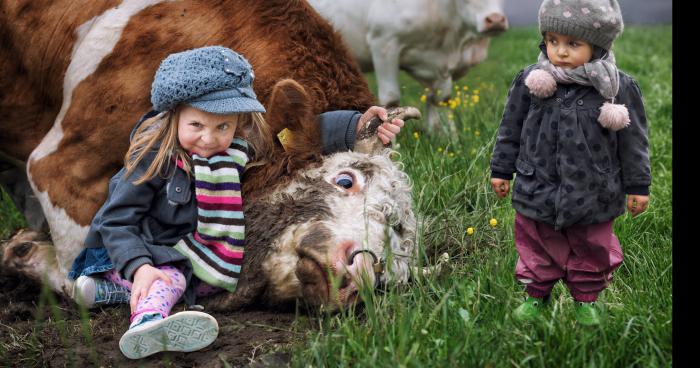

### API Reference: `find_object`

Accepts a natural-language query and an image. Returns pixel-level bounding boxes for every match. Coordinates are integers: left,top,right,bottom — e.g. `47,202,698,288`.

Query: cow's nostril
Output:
339,274,351,290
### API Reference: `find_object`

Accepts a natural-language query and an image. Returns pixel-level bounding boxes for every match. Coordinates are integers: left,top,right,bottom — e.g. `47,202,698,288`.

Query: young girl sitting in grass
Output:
489,0,651,325
68,45,404,359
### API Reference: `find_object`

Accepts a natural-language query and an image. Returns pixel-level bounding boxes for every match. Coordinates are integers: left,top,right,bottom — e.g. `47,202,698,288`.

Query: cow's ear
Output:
265,79,313,135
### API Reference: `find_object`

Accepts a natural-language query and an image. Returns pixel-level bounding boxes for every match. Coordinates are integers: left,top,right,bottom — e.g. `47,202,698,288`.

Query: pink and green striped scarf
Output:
174,138,249,292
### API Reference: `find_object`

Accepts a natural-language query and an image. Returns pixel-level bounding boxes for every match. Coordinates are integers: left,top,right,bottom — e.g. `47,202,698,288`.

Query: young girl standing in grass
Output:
489,0,651,325
68,46,404,359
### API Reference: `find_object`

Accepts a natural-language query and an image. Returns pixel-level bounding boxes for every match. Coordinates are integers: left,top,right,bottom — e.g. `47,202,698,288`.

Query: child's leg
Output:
564,220,623,302
116,266,221,359
105,265,188,323
514,212,569,298
104,269,133,289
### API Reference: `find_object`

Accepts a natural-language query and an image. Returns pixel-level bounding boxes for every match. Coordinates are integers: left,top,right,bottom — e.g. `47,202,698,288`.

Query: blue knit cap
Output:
151,46,265,114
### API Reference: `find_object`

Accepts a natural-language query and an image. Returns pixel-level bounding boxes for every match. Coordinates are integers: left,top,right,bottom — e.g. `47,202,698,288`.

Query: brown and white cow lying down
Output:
0,0,421,310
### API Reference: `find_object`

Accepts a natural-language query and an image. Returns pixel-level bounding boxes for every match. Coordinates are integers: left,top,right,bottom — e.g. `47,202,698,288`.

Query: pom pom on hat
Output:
525,69,557,98
598,102,630,131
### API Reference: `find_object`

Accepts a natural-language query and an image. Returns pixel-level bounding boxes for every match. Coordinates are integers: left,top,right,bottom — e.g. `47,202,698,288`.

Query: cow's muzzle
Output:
295,240,383,309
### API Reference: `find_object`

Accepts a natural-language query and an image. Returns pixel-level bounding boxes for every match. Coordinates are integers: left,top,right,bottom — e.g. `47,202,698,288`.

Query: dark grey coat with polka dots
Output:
490,64,651,230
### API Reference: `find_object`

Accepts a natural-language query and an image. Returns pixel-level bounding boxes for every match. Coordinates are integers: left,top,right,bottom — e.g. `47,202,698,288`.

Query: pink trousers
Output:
514,212,623,302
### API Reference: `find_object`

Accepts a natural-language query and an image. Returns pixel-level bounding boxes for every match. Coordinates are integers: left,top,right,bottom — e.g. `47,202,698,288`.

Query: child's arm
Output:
318,106,404,154
490,69,531,197
355,106,404,145
616,76,652,216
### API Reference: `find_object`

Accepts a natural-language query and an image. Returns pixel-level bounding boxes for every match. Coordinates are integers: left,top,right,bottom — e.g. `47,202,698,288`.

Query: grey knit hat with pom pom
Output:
538,0,624,50
151,46,265,114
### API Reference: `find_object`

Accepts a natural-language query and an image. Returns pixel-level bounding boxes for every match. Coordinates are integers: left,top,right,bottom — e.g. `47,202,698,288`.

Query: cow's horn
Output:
354,106,422,155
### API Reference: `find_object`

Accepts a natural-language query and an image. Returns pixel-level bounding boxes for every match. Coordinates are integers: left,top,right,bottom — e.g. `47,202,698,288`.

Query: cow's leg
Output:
368,35,401,107
429,77,456,134
0,160,49,232
0,39,57,233
1,229,74,297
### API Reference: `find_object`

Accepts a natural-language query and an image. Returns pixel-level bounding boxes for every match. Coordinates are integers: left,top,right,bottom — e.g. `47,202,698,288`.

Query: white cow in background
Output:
308,0,508,132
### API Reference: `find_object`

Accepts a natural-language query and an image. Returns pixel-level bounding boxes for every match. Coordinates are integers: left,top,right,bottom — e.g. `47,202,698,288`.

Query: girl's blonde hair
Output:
124,106,274,185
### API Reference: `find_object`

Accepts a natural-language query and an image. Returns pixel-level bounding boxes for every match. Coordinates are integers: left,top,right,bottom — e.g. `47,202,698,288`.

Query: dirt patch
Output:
0,272,309,367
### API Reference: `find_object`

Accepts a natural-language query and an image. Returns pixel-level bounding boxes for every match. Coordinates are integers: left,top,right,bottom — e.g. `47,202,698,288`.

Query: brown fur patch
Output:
297,223,333,255
225,180,335,308
12,0,373,225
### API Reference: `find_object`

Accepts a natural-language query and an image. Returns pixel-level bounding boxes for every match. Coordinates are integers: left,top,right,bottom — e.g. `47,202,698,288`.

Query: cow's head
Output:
237,80,418,311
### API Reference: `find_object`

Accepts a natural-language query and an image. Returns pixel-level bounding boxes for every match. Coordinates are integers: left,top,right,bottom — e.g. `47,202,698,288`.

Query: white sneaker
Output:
73,275,130,309
119,311,219,359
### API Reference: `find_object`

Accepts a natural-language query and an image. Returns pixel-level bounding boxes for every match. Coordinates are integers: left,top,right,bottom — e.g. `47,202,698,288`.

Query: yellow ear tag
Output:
277,128,292,150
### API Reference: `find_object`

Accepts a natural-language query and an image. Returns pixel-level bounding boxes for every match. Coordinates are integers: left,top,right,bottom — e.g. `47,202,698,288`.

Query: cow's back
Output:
7,0,375,227
0,0,122,159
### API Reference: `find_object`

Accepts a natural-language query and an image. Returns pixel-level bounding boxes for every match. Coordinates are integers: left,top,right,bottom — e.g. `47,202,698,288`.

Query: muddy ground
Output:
0,271,310,367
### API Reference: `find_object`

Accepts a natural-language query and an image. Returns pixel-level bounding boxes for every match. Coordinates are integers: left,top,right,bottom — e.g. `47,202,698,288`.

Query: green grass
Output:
0,25,672,366
0,187,27,239
291,25,672,367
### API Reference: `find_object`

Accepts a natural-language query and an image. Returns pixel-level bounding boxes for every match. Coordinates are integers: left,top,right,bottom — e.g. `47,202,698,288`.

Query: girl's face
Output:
178,105,238,158
545,32,593,69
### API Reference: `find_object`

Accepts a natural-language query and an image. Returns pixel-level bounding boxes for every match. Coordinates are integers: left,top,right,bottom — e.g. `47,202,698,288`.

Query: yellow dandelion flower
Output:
413,132,420,139
420,94,427,103
466,227,475,236
449,100,458,110
463,86,469,91
490,218,498,228
472,95,480,104
474,89,480,95
424,87,430,92
475,130,481,136
437,147,443,153
449,152,455,158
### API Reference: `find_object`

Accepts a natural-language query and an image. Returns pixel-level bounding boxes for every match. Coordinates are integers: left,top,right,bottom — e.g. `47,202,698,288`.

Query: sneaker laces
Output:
94,278,131,305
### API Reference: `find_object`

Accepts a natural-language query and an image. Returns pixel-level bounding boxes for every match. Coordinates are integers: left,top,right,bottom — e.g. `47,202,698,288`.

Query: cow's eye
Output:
335,173,354,189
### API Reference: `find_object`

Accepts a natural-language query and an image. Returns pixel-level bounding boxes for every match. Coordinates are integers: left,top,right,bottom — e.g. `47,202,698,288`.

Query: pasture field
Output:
290,25,672,367
0,25,672,367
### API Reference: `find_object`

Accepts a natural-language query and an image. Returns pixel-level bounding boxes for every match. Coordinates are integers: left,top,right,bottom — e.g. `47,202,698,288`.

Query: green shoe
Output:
512,296,548,322
575,302,601,326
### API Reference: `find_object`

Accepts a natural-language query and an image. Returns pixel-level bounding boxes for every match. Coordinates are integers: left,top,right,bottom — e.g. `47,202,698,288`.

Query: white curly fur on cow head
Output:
258,148,416,309
315,149,416,284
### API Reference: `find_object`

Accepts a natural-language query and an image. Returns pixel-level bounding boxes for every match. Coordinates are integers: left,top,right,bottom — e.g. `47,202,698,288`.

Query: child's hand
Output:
627,194,649,217
130,264,172,312
491,178,511,199
356,106,405,145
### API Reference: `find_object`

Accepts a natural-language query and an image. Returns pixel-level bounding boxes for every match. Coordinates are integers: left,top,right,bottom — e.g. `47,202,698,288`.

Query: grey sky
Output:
504,0,672,26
